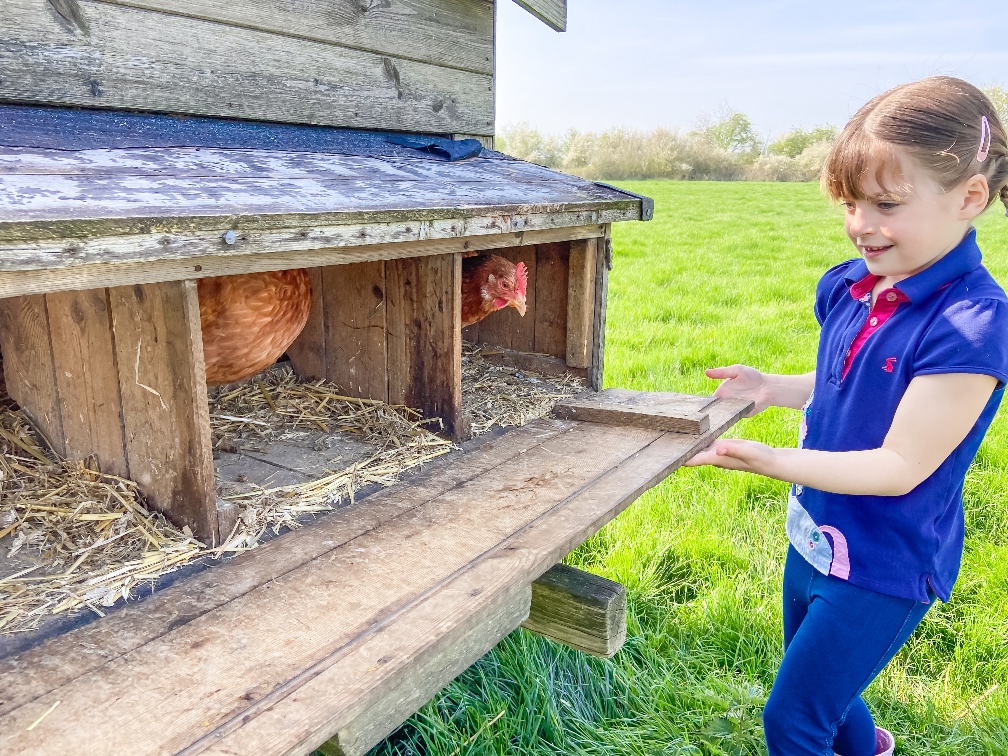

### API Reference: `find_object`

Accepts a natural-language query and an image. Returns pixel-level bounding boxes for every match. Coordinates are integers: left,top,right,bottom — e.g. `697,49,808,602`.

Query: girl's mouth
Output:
861,244,893,258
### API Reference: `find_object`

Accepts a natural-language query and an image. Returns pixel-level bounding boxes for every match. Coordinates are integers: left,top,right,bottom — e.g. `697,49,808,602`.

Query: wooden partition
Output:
0,280,219,544
288,252,466,440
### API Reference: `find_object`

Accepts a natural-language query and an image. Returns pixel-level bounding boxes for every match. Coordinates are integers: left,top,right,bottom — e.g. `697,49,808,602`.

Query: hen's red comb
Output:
515,261,528,298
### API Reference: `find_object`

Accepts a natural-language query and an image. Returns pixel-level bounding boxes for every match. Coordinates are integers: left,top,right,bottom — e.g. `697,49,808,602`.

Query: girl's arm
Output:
687,372,999,496
707,365,815,414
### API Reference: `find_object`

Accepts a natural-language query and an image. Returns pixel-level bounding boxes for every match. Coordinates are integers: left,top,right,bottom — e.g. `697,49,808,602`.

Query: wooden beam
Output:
0,224,610,302
386,253,465,440
512,0,567,31
107,280,218,544
533,242,570,359
284,267,326,380
522,564,626,658
553,389,720,435
2,0,493,134
589,226,611,391
566,238,596,369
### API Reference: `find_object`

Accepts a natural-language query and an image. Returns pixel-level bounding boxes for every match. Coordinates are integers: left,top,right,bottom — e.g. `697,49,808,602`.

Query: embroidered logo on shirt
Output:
884,357,897,372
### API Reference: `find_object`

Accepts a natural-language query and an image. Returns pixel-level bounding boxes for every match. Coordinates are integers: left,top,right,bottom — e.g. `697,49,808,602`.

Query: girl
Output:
686,77,1008,756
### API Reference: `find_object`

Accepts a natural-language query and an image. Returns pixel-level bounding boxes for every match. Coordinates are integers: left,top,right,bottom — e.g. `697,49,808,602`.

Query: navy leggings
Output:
763,546,932,756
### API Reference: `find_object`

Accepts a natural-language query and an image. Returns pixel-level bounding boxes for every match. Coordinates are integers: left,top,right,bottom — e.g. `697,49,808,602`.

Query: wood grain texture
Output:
285,267,327,380
100,0,495,75
386,253,464,439
588,227,611,391
323,261,388,400
44,289,128,477
522,563,626,658
0,225,607,302
0,398,751,756
0,294,65,455
565,238,596,368
513,0,566,31
1,0,493,134
0,423,568,711
552,389,718,434
108,280,218,544
533,242,570,359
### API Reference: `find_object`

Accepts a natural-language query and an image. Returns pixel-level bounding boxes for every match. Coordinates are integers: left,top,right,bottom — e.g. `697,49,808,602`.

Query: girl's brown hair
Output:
821,76,1008,214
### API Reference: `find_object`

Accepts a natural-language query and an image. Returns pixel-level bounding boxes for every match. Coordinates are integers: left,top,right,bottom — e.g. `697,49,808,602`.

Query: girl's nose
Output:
847,206,874,237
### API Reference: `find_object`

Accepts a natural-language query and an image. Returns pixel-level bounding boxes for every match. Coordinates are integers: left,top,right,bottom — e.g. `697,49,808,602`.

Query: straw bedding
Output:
0,350,582,635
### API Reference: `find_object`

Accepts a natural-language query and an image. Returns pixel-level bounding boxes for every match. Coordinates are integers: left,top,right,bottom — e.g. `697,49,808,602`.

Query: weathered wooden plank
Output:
0,294,65,455
533,242,570,359
474,346,586,381
190,401,753,756
44,289,129,477
318,583,531,756
101,0,494,75
0,422,570,710
589,227,611,391
521,563,626,658
0,422,655,754
323,261,388,401
386,253,464,439
553,389,718,435
566,238,596,368
513,0,567,31
1,0,493,134
0,225,607,303
107,280,218,544
285,267,326,380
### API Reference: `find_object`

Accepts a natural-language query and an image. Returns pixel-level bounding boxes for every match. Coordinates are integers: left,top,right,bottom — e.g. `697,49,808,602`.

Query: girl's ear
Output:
959,173,990,220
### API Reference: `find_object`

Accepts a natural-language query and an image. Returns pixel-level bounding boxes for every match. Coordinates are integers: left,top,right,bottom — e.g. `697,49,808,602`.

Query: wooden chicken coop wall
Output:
2,0,494,137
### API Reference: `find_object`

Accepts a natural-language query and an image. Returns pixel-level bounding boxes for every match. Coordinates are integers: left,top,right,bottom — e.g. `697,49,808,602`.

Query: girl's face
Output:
842,152,989,282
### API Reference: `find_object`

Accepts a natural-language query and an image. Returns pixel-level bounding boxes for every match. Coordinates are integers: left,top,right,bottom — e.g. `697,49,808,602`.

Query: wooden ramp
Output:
0,396,750,756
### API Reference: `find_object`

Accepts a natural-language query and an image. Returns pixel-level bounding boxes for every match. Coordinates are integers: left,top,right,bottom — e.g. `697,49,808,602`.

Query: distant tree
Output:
768,125,837,158
693,106,760,155
983,85,1008,128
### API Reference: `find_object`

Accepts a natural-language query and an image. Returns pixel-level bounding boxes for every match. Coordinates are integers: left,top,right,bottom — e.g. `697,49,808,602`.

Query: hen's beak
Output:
511,296,527,317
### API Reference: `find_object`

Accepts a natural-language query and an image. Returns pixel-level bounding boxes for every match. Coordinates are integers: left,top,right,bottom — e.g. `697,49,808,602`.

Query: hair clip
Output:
978,115,991,162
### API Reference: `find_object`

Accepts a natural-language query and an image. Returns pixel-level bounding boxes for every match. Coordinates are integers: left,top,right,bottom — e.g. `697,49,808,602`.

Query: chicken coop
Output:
0,1,750,754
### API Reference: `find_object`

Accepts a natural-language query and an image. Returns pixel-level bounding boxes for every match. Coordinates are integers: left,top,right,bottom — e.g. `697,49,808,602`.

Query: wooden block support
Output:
0,281,219,544
566,238,596,368
553,388,716,435
522,563,627,658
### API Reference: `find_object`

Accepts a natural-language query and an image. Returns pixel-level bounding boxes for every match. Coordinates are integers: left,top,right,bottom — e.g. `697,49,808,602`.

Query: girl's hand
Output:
706,365,772,416
685,438,779,474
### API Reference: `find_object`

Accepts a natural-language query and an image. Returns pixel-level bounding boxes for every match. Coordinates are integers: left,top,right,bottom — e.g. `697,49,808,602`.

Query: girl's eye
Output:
842,201,856,211
877,201,899,211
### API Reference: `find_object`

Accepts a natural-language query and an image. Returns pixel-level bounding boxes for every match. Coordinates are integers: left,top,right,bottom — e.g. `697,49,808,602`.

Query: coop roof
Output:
0,105,648,299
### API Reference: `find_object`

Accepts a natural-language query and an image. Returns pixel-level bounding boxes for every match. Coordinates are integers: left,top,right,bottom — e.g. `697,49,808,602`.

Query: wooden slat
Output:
386,253,464,439
101,0,495,75
318,583,531,756
44,289,128,477
285,267,326,380
107,280,218,544
553,389,717,434
513,0,567,31
0,423,568,709
522,563,626,658
1,0,493,134
589,227,611,391
0,225,608,302
0,294,65,455
533,242,570,359
566,238,596,368
474,346,586,381
323,261,388,401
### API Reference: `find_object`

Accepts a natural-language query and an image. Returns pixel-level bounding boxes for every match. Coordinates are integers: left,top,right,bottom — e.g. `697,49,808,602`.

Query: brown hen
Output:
198,269,312,386
461,254,528,327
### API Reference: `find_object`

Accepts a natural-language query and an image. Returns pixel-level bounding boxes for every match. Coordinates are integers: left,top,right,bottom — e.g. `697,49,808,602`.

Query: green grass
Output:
367,182,1008,756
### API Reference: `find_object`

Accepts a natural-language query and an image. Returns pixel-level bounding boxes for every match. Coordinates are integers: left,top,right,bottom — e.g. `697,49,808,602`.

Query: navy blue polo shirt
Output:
788,229,1008,602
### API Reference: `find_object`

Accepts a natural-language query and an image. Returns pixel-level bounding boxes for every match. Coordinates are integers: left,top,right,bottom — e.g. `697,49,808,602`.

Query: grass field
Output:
368,182,1008,756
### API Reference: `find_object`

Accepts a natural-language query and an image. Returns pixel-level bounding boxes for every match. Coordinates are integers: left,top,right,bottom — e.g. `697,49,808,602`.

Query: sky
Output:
495,0,1008,138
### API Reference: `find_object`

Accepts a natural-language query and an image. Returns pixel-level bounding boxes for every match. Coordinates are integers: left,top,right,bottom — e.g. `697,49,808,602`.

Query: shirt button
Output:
886,292,898,302
869,316,879,326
